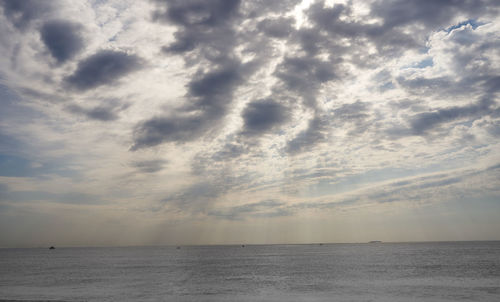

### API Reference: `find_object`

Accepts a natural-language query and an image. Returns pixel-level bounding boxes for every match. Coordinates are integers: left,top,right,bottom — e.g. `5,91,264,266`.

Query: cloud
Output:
40,19,84,63
0,130,23,155
187,63,244,108
0,182,101,205
305,1,417,59
371,0,498,30
257,17,295,38
332,101,374,135
208,199,288,220
242,0,301,16
333,101,370,121
66,102,129,122
275,55,338,102
131,0,260,150
131,159,168,173
1,0,500,246
0,154,76,178
368,175,465,204
410,98,496,135
154,0,241,61
162,181,223,212
65,50,143,91
286,115,328,155
131,60,255,150
270,49,344,155
132,115,206,149
0,0,52,29
241,99,288,136
154,0,241,27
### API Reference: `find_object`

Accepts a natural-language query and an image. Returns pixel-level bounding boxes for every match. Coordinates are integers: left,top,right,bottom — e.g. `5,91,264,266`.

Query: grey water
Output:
1,241,499,302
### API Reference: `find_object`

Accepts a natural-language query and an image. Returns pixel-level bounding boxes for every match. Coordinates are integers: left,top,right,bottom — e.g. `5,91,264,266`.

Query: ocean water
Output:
0,242,499,302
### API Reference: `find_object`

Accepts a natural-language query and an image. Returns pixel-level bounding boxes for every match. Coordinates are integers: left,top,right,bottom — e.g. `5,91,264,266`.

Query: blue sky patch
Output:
414,58,434,68
444,19,483,33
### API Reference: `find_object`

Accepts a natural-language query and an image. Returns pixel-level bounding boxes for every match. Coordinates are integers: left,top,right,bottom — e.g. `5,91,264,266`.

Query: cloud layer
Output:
0,0,499,246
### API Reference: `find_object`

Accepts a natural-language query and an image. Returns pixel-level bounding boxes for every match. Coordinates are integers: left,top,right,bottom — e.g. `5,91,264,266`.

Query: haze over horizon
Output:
0,0,499,248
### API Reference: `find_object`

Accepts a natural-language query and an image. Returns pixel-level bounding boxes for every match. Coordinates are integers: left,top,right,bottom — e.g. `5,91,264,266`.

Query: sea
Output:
0,241,499,302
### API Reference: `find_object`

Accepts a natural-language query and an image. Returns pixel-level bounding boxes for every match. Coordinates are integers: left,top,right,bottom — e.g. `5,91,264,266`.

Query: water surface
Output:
1,242,499,301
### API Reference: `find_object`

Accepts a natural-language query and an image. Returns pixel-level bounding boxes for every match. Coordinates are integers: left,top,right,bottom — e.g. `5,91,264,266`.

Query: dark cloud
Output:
285,101,372,155
271,53,342,141
40,20,84,63
65,50,143,91
388,99,427,112
484,76,500,94
145,0,499,159
153,0,240,27
302,0,499,64
275,56,338,96
333,101,370,121
146,0,304,157
242,0,301,17
16,87,65,103
483,120,500,137
131,63,249,150
386,97,498,139
269,31,338,155
241,99,288,136
162,31,197,53
332,101,373,135
187,64,243,109
66,103,129,122
397,76,455,95
155,0,241,63
257,17,294,38
85,107,118,121
286,115,328,155
485,163,500,172
132,115,205,149
410,98,495,135
210,141,249,161
387,16,500,139
367,0,499,56
304,1,417,58
307,1,357,37
371,0,498,30
133,0,258,150
257,3,357,155
0,0,52,29
131,159,168,173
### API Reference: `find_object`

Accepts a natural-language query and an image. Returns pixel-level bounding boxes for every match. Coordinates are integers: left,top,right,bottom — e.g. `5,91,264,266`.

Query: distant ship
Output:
368,241,382,243
49,246,55,249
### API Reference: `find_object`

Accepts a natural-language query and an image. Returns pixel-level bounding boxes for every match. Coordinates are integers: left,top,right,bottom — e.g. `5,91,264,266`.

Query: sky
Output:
0,0,499,247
